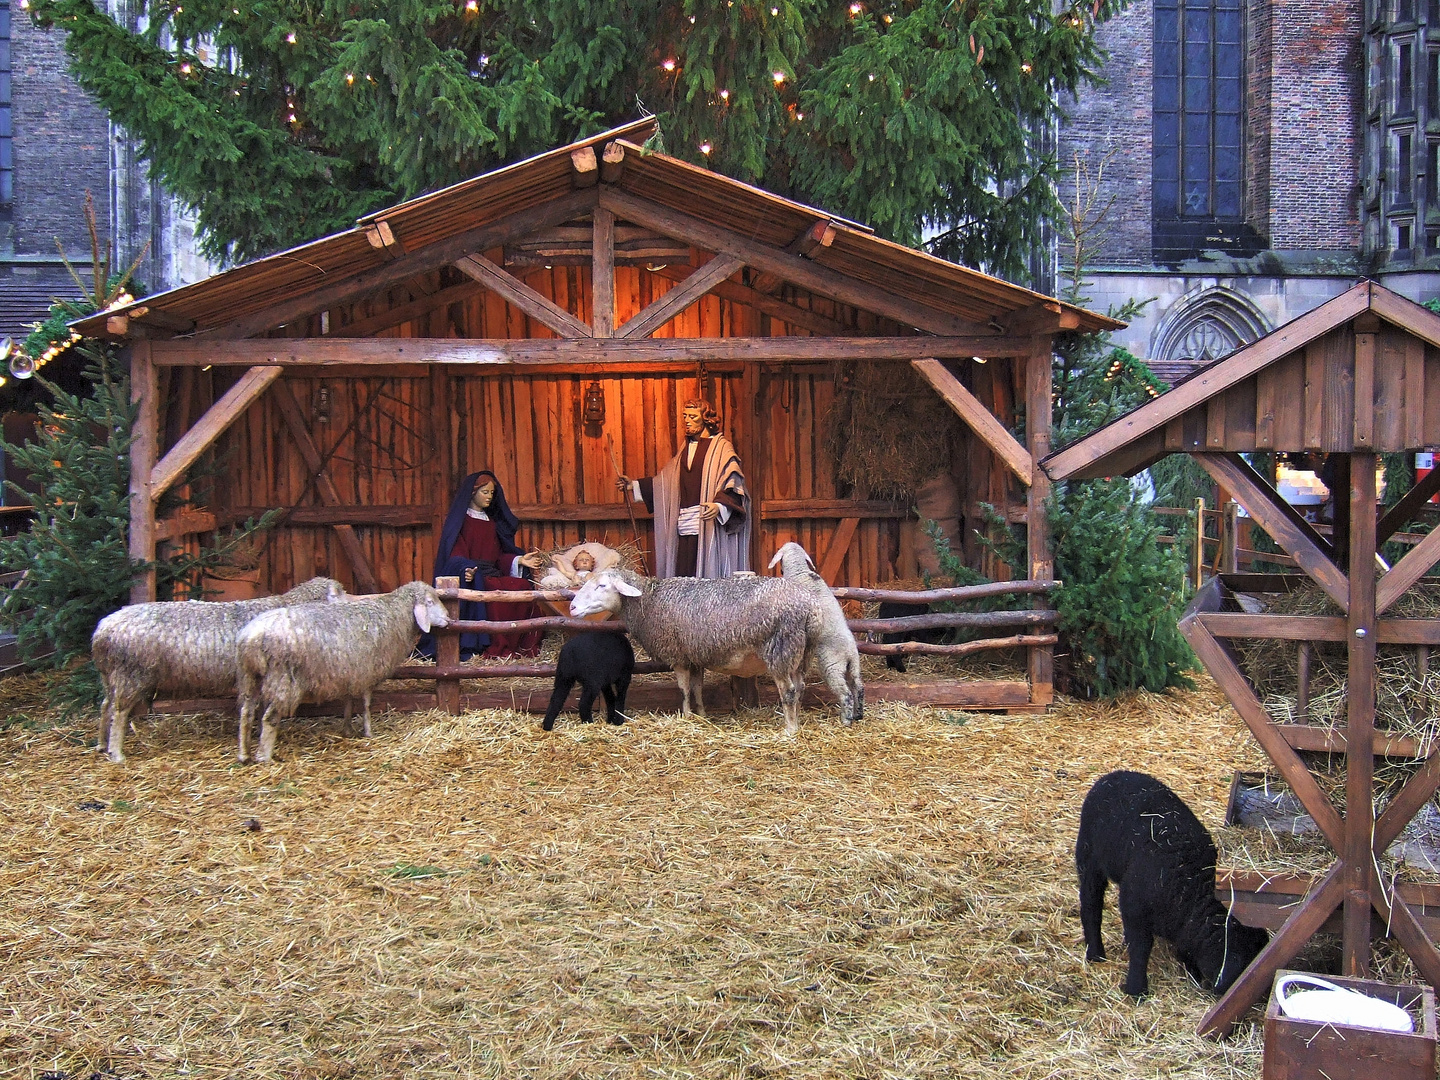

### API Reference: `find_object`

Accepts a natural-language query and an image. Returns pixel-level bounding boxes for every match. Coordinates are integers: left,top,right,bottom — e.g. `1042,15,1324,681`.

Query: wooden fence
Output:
391,576,1061,714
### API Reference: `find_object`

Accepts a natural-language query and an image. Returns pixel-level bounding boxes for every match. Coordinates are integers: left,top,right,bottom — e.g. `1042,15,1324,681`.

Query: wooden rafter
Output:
1377,461,1440,543
591,205,616,337
272,381,379,593
454,254,593,338
1193,453,1349,611
197,189,599,340
616,254,745,338
148,335,1036,367
598,187,995,339
749,220,835,294
1378,526,1440,614
150,366,283,500
324,280,481,338
911,359,1032,485
648,264,852,336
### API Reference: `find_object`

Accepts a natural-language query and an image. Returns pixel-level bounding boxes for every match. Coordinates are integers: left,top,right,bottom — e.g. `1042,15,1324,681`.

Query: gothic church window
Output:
1152,0,1247,261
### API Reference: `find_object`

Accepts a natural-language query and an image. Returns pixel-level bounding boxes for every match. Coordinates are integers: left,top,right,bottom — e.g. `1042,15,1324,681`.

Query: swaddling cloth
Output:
677,505,703,536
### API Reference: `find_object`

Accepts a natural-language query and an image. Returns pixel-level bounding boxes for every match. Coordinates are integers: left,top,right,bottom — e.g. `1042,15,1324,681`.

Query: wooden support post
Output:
1298,641,1312,722
1331,454,1352,572
129,342,158,604
1344,451,1378,979
1222,499,1239,574
436,575,461,715
591,205,616,337
1026,336,1054,706
819,517,860,584
1193,497,1206,591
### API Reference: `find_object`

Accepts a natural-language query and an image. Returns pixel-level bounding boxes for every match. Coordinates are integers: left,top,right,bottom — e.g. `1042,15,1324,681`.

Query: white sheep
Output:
767,542,864,726
235,580,449,763
569,565,861,735
91,576,346,763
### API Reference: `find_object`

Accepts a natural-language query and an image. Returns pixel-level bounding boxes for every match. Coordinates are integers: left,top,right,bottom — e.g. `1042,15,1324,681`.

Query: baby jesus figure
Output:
538,542,623,590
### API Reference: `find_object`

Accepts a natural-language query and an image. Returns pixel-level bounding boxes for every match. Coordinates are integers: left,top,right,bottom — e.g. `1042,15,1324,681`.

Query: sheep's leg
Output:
1077,860,1108,962
542,674,578,731
256,704,284,764
342,697,353,735
683,666,705,716
674,667,696,717
236,696,253,764
361,690,373,738
577,683,599,724
97,687,113,754
607,671,631,725
1118,893,1153,997
774,670,804,736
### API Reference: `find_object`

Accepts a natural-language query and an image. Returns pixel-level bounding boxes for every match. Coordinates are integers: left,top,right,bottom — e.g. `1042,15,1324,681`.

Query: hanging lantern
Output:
583,381,606,426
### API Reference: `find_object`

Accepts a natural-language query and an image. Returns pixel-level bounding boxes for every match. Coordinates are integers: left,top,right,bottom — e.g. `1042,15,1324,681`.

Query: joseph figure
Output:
617,400,751,577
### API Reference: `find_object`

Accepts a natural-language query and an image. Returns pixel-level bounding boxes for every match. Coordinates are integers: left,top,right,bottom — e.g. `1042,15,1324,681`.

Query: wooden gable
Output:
1045,281,1440,481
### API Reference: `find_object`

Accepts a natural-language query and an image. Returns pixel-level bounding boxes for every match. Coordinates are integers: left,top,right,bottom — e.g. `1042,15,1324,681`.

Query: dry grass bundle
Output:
0,671,1341,1080
823,362,964,501
1237,582,1440,745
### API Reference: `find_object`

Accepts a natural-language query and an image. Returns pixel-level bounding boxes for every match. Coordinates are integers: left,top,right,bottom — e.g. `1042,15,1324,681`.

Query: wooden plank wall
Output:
193,257,1003,592
1168,323,1440,454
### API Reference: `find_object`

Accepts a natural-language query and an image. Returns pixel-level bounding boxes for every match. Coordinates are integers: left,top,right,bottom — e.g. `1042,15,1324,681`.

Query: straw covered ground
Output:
3,672,1313,1079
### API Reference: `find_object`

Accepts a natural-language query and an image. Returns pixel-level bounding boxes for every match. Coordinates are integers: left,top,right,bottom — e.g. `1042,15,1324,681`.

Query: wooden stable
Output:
1046,280,1440,1034
80,119,1117,711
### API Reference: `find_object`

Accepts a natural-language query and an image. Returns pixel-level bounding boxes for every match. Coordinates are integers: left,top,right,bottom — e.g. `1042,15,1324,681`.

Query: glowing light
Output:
286,31,297,43
465,0,478,9
698,142,712,155
719,89,729,101
287,112,297,122
346,72,354,84
1021,62,1032,73
180,61,192,74
771,5,779,12
662,58,676,72
867,73,875,81
883,13,892,22
849,2,862,13
772,70,786,84
795,111,803,120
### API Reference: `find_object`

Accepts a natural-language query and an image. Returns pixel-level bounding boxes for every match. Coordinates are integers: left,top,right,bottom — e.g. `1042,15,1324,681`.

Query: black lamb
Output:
540,631,635,731
1075,770,1269,998
877,600,951,673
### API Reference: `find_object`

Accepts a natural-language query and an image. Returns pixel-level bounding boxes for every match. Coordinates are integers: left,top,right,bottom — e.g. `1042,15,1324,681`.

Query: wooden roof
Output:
78,119,1119,342
1044,281,1440,481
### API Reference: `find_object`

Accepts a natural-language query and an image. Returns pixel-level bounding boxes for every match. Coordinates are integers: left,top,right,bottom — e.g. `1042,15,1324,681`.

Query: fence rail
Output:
417,575,1061,713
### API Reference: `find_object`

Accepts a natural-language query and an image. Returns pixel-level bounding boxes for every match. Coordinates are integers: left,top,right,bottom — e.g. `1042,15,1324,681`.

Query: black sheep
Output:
877,601,951,673
1075,770,1269,997
540,631,635,731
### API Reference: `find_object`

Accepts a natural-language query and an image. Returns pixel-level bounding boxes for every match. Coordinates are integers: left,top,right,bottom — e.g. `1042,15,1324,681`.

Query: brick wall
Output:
1246,0,1273,243
11,16,111,258
1265,0,1362,249
1058,5,1154,269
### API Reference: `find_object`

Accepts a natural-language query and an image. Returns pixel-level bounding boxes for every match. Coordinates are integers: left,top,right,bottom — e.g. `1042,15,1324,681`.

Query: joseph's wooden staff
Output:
605,432,650,575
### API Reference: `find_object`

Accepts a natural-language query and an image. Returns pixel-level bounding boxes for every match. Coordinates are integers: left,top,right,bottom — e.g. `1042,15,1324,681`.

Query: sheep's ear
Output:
414,601,433,634
615,578,642,597
767,548,784,570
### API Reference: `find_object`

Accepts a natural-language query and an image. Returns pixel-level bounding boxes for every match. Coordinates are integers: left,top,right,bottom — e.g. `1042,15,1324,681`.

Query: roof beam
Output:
149,334,1036,368
912,358,1032,485
323,279,482,338
616,254,745,338
648,264,851,336
454,254,593,338
193,189,599,340
749,220,835,294
598,187,995,338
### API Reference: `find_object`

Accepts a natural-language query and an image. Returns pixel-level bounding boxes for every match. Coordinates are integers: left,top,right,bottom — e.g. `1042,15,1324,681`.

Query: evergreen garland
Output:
30,0,1127,274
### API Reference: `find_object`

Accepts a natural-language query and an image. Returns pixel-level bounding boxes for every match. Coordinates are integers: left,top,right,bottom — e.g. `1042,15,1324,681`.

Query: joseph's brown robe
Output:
636,435,749,577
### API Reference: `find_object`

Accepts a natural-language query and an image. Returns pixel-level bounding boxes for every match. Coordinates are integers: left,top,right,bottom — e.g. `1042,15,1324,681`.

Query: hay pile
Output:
4,672,1382,1079
1237,582,1440,746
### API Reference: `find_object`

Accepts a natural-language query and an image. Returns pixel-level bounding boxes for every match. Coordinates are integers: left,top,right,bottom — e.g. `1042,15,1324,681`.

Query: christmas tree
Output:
30,0,1125,277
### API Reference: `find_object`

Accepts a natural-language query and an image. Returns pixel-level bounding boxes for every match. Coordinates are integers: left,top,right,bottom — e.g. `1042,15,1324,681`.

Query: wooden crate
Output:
1263,970,1436,1080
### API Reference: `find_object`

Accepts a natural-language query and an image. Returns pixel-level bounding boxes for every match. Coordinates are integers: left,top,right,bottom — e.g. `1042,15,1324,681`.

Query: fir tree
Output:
30,0,1127,275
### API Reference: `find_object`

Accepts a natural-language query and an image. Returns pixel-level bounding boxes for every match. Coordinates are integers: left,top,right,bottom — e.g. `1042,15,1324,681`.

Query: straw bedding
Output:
2,672,1342,1080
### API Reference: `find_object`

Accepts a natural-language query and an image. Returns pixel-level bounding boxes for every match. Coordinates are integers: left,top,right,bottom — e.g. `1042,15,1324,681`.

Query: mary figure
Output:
433,471,545,659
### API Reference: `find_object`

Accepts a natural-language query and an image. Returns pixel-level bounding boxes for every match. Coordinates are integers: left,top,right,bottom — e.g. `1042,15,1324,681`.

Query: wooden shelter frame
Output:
1044,280,1440,1036
85,121,1120,714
